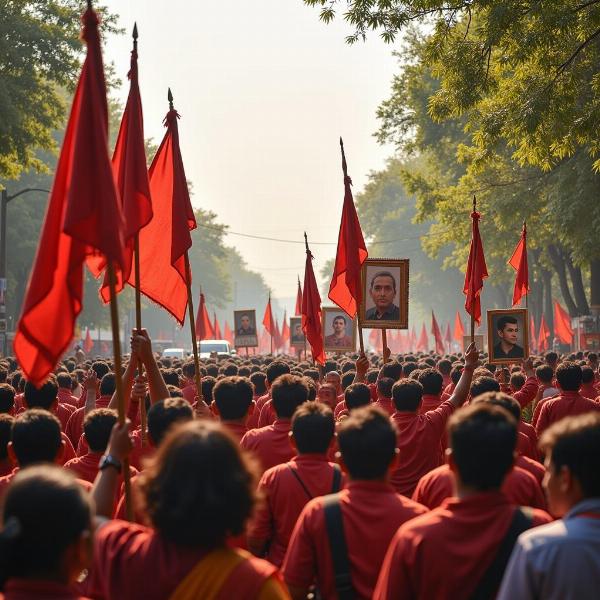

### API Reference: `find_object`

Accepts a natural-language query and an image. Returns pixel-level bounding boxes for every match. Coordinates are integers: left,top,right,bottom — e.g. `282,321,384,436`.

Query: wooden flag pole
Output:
107,261,133,521
133,234,147,446
470,196,477,345
382,328,388,363
183,253,204,407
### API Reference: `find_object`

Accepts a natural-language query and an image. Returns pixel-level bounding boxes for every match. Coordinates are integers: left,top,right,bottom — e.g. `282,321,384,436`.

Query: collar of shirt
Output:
345,480,396,495
441,490,509,513
391,410,417,422
272,419,291,431
292,453,330,465
565,498,600,520
559,390,583,399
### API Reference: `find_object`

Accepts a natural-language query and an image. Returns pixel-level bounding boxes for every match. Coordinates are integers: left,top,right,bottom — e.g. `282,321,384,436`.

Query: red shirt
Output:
373,491,551,600
258,400,276,428
373,396,394,416
0,579,90,600
0,468,92,503
519,421,538,459
282,481,427,600
0,461,13,478
535,391,600,435
64,452,137,484
223,421,249,442
513,376,540,409
181,383,196,404
412,464,546,510
334,400,346,420
532,394,557,428
419,394,442,414
515,455,545,484
57,388,79,409
247,393,270,429
389,400,455,496
248,454,345,567
517,431,537,460
580,383,598,400
240,420,295,473
65,396,111,446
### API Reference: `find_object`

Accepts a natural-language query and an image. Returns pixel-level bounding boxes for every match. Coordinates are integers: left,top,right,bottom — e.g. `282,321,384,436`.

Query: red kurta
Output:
240,420,295,473
535,391,600,436
65,395,111,446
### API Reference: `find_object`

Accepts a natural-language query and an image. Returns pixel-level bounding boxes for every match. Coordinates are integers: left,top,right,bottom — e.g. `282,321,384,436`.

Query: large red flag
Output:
508,222,529,307
554,301,573,345
15,7,125,386
302,235,325,365
213,312,222,340
195,293,213,341
328,139,368,318
128,91,196,323
262,297,275,337
95,24,152,302
83,328,94,354
416,324,429,352
431,311,445,355
453,310,465,342
538,314,551,353
463,205,488,325
223,321,234,345
295,277,303,316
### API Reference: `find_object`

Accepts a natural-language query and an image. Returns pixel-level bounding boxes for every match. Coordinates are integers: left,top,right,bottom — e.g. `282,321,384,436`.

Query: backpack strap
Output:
331,464,342,493
286,463,313,500
470,507,533,600
323,494,354,600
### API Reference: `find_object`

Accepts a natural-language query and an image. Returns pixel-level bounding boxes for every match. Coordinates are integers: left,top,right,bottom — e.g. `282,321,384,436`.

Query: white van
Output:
199,340,234,359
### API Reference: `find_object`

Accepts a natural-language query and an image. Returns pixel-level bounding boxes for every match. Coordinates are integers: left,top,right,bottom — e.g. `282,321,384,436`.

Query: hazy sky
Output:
102,0,398,305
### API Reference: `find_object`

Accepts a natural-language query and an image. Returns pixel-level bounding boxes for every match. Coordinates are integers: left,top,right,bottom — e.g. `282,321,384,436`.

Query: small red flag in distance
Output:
538,314,551,353
417,324,429,352
195,293,213,341
553,301,573,345
83,328,94,354
223,321,234,345
529,315,537,353
281,310,290,346
302,233,325,365
213,312,222,340
262,297,275,337
508,222,529,307
431,311,445,355
295,277,303,316
463,201,488,325
444,322,452,346
453,311,465,342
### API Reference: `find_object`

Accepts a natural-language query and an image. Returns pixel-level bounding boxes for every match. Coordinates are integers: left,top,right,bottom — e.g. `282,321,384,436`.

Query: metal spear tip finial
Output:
132,22,138,40
472,195,477,211
167,88,174,109
87,0,93,9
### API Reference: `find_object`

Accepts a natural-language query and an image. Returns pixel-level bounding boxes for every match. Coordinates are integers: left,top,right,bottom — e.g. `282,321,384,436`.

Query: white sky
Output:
102,0,398,303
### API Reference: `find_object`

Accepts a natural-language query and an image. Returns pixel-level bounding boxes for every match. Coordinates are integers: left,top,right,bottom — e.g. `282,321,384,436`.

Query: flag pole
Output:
523,221,529,310
382,328,388,363
107,261,133,521
470,196,477,345
269,293,273,354
183,252,204,407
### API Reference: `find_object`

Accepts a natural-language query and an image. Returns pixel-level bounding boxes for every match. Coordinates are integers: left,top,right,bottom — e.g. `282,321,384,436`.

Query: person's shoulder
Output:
393,493,429,516
96,518,152,547
365,307,376,319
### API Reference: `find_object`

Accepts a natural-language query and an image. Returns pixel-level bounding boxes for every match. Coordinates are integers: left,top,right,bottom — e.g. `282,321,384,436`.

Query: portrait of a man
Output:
487,309,529,364
365,271,400,321
233,309,258,348
322,308,356,351
290,317,305,346
236,313,255,336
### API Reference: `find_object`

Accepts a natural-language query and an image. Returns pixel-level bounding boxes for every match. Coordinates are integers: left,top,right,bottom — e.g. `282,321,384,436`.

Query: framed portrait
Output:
289,316,305,347
360,259,409,329
322,307,356,352
233,309,258,348
487,309,529,364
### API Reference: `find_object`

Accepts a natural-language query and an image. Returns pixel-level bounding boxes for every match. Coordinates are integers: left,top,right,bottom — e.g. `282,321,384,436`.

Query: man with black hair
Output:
247,361,290,429
374,377,395,416
580,366,597,400
250,371,267,398
374,403,551,600
282,406,427,600
493,315,524,359
248,402,343,566
324,315,353,348
24,376,75,431
417,368,444,413
365,271,400,321
545,351,559,371
335,382,372,420
498,413,600,599
212,376,255,440
536,364,559,400
241,374,308,473
0,414,14,477
56,371,79,409
0,384,15,414
437,358,452,388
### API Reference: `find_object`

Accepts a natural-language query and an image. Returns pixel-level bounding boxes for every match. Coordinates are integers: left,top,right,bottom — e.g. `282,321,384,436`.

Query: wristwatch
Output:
99,454,122,473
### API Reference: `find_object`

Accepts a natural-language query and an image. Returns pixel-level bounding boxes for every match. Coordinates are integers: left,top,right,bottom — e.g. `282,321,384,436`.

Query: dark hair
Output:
0,369,7,384
337,406,397,479
0,384,15,414
470,376,500,399
271,375,309,419
450,365,463,385
540,413,600,498
344,383,371,411
402,362,418,377
381,361,403,381
392,379,423,412
249,372,267,396
473,391,521,421
139,421,258,547
509,372,525,391
213,376,254,421
536,365,554,384
0,415,14,461
266,361,291,385
160,368,179,387
555,361,582,391
83,409,118,453
147,398,194,447
369,271,396,292
324,360,338,374
11,410,62,466
581,366,595,385
341,371,356,390
24,377,58,410
206,365,219,378
0,466,91,586
418,368,444,395
366,369,379,384
99,373,116,396
437,359,452,375
292,402,335,454
182,361,195,379
199,376,216,404
303,369,320,383
56,372,73,389
332,315,347,325
223,363,238,377
545,351,558,366
377,377,394,399
91,361,110,379
497,315,518,331
448,403,516,491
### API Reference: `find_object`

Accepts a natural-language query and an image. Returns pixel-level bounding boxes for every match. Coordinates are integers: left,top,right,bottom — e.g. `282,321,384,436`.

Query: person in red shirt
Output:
0,466,93,600
212,376,255,441
373,377,395,416
417,368,443,413
22,376,74,432
316,383,338,411
335,383,371,421
282,406,427,600
56,372,80,409
580,366,598,400
437,358,452,389
248,402,344,566
388,342,478,497
374,403,552,600
247,362,290,430
0,415,14,478
0,384,15,416
536,361,600,436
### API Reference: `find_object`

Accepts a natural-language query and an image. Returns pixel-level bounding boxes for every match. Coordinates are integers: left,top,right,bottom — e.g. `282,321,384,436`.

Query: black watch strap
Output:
99,454,122,473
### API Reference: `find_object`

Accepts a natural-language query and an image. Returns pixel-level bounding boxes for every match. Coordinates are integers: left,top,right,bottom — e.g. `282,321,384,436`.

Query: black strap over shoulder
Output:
470,506,533,600
323,494,354,600
286,463,313,500
331,464,342,493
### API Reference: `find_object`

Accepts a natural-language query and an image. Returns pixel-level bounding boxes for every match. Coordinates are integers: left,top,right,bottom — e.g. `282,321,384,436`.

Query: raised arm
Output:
449,343,479,408
131,329,169,404
108,358,135,413
83,369,99,416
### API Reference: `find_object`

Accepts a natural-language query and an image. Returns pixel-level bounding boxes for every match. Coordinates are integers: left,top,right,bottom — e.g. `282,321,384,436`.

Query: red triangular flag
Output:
529,315,537,353
444,322,452,346
223,321,234,345
508,222,529,307
295,277,303,316
328,139,368,318
453,311,465,342
83,328,94,354
128,92,196,324
195,293,213,341
431,310,445,355
463,204,488,325
538,314,551,353
302,235,325,365
274,318,283,351
262,297,275,337
14,7,125,386
554,301,573,345
281,310,290,346
416,324,429,352
213,312,222,340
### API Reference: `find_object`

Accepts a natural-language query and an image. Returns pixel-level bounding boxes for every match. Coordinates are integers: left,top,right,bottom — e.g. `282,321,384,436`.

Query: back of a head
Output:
303,368,320,384
418,368,444,396
99,372,116,397
139,420,258,548
56,372,72,390
376,377,394,399
0,466,91,587
450,365,463,386
200,376,217,404
83,408,118,454
555,361,582,391
206,365,219,378
213,376,254,422
448,403,517,491
381,361,402,381
223,363,238,377
337,406,397,480
181,361,195,380
24,377,58,410
271,374,309,419
292,402,334,454
266,361,291,385
0,414,14,461
147,398,194,447
472,391,521,422
303,377,317,401
470,376,500,400
366,369,379,384
509,372,525,391
535,364,554,385
11,410,62,467
437,359,452,376
344,383,371,411
324,360,338,374
581,366,595,385
341,371,356,391
0,384,15,414
392,379,423,412
249,372,267,396
161,368,180,387
545,351,558,367
91,361,110,379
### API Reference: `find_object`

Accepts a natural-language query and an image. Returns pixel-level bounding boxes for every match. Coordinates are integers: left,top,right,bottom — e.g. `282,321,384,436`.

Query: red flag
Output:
453,311,465,342
295,277,303,316
100,341,110,355
274,318,283,351
554,301,573,345
538,314,551,353
508,222,529,307
431,311,445,355
262,297,275,337
213,312,222,340
302,235,325,365
83,328,94,354
258,328,271,354
416,324,429,352
223,321,234,345
14,7,125,386
463,205,488,325
328,139,368,318
444,322,452,346
281,310,290,346
409,326,417,351
128,92,196,324
529,315,537,353
95,25,152,302
195,293,213,341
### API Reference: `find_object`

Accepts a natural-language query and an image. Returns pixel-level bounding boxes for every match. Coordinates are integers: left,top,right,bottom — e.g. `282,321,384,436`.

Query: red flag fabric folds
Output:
417,324,429,352
295,278,303,316
262,298,275,337
529,315,537,353
453,311,465,342
328,139,368,318
463,209,488,325
508,223,529,307
83,328,94,354
554,301,573,345
223,321,234,346
128,100,196,324
444,322,452,347
213,313,222,340
195,293,213,341
302,241,325,365
431,311,445,355
15,8,125,386
281,310,290,347
538,314,551,353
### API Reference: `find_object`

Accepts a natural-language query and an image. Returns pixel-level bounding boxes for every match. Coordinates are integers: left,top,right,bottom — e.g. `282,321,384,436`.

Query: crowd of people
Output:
0,332,598,599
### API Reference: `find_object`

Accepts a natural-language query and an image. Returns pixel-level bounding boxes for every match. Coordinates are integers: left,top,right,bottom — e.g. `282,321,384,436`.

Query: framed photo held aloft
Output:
233,309,258,348
487,308,529,364
289,316,305,347
322,308,356,352
359,259,409,329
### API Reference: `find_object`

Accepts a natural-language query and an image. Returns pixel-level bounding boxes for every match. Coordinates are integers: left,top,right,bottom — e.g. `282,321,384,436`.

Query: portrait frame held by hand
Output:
233,309,258,348
322,307,357,353
487,308,529,364
289,316,306,348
